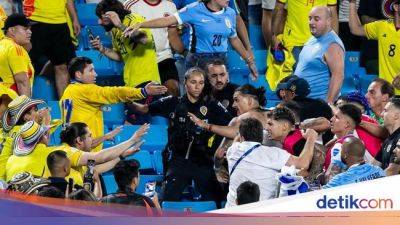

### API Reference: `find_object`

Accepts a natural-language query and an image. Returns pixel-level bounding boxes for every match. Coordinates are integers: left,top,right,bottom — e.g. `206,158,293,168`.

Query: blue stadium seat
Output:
127,150,154,173
45,101,62,146
227,50,247,73
254,50,268,73
149,116,168,126
76,50,119,76
102,173,118,195
343,51,362,91
114,125,168,153
32,76,58,101
102,103,125,129
136,174,163,194
162,201,217,213
249,24,266,50
76,3,98,26
81,25,113,50
46,101,61,120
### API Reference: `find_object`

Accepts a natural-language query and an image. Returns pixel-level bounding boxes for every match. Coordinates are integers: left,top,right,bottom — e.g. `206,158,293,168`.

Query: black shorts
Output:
29,22,76,66
158,58,179,83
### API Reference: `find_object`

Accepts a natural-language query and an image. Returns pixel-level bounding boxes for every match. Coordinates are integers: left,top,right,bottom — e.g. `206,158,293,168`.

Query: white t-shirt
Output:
124,0,177,62
226,141,291,208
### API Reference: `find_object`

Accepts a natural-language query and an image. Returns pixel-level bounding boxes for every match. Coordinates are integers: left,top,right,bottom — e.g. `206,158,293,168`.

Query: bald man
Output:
323,137,385,188
294,6,345,104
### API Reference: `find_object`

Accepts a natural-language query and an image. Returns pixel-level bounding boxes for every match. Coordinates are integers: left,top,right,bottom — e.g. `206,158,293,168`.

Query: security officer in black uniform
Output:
130,67,232,201
204,59,239,117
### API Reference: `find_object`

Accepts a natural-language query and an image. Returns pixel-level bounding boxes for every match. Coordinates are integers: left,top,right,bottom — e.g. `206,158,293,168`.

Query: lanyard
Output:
229,144,261,176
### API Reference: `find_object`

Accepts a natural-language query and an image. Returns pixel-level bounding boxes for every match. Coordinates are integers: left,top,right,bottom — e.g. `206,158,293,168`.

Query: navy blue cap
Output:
276,76,311,98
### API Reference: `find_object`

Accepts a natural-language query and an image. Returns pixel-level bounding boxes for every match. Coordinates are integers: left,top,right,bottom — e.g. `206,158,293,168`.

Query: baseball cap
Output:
276,75,311,98
2,14,35,31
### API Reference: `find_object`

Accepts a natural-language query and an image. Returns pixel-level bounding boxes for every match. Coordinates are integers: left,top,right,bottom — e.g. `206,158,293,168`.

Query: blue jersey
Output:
173,0,239,13
323,163,386,189
295,30,345,100
174,2,237,53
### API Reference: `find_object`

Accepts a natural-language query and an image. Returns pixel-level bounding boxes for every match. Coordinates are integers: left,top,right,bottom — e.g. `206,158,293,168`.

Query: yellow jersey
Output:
0,125,21,180
60,83,145,152
364,20,400,94
0,37,35,94
23,0,68,24
43,144,84,186
112,13,160,87
279,0,337,47
0,5,6,40
6,143,50,181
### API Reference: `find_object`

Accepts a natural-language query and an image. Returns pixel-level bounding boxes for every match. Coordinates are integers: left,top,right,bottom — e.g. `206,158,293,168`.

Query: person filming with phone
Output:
101,159,161,213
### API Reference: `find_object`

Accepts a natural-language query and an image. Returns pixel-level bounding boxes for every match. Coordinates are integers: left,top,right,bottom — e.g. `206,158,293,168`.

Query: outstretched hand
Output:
130,123,150,142
144,81,168,96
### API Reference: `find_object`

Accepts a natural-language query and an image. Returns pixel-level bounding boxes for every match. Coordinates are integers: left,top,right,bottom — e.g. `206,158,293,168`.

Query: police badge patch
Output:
200,106,208,116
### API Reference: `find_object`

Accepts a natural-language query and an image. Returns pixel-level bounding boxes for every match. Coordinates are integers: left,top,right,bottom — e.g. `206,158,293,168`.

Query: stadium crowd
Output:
0,0,399,213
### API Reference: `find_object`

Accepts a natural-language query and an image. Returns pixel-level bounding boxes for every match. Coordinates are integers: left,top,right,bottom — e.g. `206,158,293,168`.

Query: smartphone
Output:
144,181,156,198
86,27,95,41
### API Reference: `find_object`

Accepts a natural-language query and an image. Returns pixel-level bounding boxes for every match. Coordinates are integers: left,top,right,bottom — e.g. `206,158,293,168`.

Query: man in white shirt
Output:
225,117,318,207
124,0,185,96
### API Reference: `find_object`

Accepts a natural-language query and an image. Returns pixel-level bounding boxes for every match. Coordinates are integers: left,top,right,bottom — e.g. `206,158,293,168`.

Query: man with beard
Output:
205,59,238,116
92,0,160,89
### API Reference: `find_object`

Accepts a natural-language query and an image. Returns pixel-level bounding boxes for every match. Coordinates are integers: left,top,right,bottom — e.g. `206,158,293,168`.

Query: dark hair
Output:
205,58,227,74
113,159,140,193
338,104,362,126
389,96,400,110
271,106,296,125
95,0,130,21
373,78,395,98
37,186,65,199
69,189,97,201
47,150,68,175
278,101,300,122
60,122,88,147
236,181,260,205
239,118,264,143
235,84,267,107
16,105,37,125
68,57,93,79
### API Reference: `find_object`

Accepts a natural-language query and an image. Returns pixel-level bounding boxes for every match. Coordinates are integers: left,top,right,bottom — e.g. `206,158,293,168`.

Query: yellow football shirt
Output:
60,83,145,152
0,125,21,180
279,0,337,47
43,144,84,186
6,143,50,181
0,37,35,94
0,5,6,40
23,0,68,24
365,20,400,94
111,13,160,87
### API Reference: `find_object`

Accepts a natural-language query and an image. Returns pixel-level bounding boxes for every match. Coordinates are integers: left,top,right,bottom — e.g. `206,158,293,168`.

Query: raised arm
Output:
286,129,318,170
77,124,149,166
348,0,366,37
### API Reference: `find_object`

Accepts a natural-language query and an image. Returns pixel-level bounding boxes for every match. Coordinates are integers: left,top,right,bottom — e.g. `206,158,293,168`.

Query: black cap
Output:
276,75,311,98
2,14,35,31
